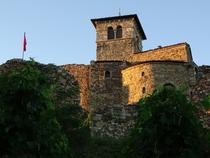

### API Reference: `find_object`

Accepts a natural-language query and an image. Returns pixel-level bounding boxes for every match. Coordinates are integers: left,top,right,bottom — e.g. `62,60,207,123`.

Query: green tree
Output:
124,87,210,158
55,104,90,158
0,60,71,158
201,95,210,110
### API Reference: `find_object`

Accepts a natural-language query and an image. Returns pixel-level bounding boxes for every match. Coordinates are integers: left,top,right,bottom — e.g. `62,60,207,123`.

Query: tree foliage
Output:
201,95,210,110
124,87,210,158
0,60,71,158
55,104,90,158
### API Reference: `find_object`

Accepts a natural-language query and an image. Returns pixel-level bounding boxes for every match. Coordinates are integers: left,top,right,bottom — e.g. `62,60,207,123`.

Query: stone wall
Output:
190,66,210,129
63,64,90,110
89,59,198,138
97,38,134,61
122,61,196,105
191,66,210,103
128,43,193,63
91,105,137,138
152,61,196,88
122,63,154,105
0,59,79,107
89,61,126,111
89,61,137,138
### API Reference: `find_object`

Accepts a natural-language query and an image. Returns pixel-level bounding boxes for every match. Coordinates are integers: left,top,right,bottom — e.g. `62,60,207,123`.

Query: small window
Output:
105,71,111,79
190,91,193,97
142,87,146,94
107,27,114,39
116,25,122,38
141,72,145,77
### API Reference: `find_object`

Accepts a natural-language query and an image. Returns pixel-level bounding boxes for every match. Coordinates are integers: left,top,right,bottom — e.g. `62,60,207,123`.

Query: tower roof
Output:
91,14,147,40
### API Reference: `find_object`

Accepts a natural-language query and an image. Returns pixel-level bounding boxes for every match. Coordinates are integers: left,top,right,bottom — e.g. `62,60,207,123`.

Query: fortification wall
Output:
0,59,79,107
63,64,90,110
128,43,192,63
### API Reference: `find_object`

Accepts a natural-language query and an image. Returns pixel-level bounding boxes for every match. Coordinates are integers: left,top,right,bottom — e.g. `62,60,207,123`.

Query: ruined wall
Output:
63,64,90,110
122,63,155,105
128,43,193,63
95,17,142,61
0,59,79,107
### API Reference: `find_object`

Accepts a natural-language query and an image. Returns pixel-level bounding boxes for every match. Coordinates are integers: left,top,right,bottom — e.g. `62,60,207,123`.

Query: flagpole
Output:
22,50,24,60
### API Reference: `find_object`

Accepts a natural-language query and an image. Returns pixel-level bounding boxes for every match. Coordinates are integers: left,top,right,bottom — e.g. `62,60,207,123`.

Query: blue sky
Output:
0,0,209,66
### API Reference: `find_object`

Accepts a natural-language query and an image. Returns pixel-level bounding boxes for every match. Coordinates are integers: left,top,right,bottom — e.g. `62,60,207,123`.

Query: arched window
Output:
141,72,145,77
116,25,122,38
107,27,114,39
105,71,111,79
142,87,146,94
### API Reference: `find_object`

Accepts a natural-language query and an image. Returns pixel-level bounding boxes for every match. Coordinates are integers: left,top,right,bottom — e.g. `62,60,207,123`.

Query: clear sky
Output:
0,0,209,66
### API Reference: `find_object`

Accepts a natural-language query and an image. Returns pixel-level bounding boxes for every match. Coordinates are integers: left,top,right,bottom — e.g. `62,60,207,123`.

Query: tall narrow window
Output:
105,71,111,79
107,27,114,39
116,25,122,38
142,87,146,94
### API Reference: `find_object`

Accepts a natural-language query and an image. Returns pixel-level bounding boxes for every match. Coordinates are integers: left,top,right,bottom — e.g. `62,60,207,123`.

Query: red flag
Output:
23,32,27,52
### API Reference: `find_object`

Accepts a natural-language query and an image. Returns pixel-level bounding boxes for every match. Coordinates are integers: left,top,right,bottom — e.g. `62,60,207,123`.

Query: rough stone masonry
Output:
63,14,210,138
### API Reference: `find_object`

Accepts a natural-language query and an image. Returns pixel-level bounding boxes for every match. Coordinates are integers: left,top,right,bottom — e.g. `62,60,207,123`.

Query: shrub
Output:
124,87,210,158
0,60,71,158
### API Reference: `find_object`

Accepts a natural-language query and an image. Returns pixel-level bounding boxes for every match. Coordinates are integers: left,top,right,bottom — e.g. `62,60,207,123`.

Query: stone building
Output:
63,14,208,138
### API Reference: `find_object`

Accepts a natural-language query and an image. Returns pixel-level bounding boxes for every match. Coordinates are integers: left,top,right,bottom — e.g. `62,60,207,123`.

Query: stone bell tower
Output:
91,14,147,61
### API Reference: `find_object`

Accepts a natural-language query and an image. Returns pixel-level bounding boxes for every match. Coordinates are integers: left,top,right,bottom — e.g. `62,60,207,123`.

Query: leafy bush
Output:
84,137,124,158
201,95,210,110
55,104,90,158
124,87,210,158
0,60,71,158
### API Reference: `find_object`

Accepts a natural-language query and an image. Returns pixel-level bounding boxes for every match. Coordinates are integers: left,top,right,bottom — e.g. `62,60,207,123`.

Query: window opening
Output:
107,27,114,39
105,71,111,78
116,25,122,38
142,87,146,94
